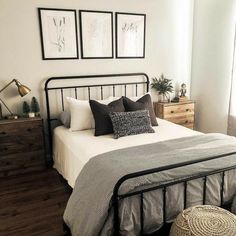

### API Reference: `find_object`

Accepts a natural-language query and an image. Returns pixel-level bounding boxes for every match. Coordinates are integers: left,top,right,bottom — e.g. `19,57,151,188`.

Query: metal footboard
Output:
112,152,236,235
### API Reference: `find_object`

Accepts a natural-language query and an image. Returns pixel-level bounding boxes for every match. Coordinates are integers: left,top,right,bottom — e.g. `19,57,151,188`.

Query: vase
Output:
159,94,170,103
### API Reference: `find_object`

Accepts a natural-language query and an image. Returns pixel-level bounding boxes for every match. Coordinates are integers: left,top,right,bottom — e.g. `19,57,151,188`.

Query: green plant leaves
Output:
151,74,173,95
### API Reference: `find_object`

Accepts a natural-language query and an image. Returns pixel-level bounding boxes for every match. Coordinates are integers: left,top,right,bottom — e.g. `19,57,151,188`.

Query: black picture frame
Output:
79,10,114,59
38,8,79,60
115,12,146,59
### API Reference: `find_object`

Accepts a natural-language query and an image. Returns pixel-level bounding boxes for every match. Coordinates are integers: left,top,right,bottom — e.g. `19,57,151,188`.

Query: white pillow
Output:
67,97,112,131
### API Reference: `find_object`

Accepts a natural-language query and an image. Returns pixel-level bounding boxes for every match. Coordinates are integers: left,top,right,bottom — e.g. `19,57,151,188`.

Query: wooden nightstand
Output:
154,101,195,129
0,117,46,177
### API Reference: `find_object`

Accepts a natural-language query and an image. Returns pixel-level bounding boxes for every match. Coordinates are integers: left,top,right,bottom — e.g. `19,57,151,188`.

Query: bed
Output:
53,118,200,188
44,73,236,236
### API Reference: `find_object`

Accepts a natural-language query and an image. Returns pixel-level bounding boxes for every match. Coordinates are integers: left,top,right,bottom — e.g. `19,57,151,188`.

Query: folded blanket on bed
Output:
64,133,236,236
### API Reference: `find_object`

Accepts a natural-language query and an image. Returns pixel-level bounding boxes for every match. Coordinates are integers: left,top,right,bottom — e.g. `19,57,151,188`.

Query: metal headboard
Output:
44,73,150,161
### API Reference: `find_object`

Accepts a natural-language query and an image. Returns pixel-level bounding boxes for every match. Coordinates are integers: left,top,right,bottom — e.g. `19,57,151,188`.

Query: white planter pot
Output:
28,112,35,118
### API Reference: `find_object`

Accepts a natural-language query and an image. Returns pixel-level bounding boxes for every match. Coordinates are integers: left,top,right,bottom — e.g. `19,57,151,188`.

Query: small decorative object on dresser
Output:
0,117,46,177
31,97,40,117
154,100,195,129
22,101,30,117
179,83,188,102
151,74,173,102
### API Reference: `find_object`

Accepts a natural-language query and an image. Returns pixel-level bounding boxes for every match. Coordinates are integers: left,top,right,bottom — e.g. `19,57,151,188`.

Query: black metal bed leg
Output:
163,187,166,224
184,181,187,209
140,193,144,235
63,222,71,236
203,176,207,205
220,171,225,207
113,195,120,236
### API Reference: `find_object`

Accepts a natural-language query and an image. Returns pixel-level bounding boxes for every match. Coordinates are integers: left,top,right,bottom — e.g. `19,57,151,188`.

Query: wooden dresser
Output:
154,101,195,129
0,117,46,177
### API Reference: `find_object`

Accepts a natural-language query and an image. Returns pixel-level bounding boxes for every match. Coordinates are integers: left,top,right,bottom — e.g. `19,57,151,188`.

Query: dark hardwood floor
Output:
0,168,72,236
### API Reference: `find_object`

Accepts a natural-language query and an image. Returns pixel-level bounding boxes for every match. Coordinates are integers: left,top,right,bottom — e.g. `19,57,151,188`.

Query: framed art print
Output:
79,10,113,59
38,8,79,60
116,12,146,58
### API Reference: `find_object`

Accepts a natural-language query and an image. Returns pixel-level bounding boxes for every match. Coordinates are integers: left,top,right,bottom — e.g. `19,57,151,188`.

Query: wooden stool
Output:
170,205,236,236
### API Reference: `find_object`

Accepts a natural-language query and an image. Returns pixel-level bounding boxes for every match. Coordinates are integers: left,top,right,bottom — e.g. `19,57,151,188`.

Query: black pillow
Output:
122,94,158,126
89,97,125,136
109,110,155,139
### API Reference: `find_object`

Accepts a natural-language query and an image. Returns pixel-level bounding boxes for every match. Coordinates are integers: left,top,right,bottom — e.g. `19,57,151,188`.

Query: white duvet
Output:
53,118,200,187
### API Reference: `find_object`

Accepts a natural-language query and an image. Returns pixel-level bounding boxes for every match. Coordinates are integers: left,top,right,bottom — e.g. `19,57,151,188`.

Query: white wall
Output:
0,0,194,118
191,0,236,133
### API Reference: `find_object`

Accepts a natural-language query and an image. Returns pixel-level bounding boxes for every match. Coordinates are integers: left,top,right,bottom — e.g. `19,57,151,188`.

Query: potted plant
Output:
151,74,173,102
31,97,40,117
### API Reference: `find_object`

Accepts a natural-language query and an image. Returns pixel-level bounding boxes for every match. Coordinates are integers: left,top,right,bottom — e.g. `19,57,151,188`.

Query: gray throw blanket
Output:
64,134,236,236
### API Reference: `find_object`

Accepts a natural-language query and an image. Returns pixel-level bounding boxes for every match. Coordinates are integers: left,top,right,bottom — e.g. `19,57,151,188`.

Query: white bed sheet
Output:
53,118,201,187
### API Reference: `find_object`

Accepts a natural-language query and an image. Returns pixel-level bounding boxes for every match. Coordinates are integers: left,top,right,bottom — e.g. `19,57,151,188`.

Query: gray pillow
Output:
109,110,155,139
59,111,71,128
123,94,158,126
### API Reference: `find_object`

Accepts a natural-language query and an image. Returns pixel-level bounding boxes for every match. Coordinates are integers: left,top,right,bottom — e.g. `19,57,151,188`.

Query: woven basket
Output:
170,205,236,236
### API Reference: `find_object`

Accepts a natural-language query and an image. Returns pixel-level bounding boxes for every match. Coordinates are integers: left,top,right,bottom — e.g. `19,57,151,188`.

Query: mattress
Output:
53,118,201,187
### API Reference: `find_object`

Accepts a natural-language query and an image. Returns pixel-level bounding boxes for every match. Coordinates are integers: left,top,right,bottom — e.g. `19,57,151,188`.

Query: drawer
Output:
0,150,45,176
0,134,44,155
163,103,194,118
166,115,194,126
0,120,42,138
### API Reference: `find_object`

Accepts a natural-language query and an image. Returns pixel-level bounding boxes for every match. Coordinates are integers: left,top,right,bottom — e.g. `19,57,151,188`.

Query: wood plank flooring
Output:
0,169,72,236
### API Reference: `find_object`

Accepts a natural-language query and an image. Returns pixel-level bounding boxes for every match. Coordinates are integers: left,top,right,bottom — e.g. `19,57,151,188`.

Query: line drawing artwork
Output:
39,8,78,59
116,13,145,58
80,11,113,58
122,22,138,55
87,21,110,55
51,16,66,52
122,23,138,33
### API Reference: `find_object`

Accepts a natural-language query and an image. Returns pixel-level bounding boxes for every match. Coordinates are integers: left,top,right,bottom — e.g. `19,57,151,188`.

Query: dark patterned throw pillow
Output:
109,110,155,139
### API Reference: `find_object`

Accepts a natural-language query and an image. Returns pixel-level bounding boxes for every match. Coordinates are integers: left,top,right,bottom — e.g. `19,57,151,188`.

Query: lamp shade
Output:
15,80,31,97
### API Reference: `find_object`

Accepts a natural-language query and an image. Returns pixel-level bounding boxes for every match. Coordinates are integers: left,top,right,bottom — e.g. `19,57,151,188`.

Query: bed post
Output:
145,73,150,93
44,78,53,166
113,195,120,236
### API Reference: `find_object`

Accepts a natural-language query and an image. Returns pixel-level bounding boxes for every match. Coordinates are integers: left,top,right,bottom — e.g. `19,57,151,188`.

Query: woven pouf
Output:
170,205,236,236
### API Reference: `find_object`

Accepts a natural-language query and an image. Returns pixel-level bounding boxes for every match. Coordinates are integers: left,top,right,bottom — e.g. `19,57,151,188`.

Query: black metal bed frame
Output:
45,73,149,161
44,73,236,236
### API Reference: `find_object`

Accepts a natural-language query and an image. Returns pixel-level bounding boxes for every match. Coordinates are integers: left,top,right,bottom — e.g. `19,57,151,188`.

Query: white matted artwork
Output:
116,13,146,58
38,8,79,60
79,10,113,59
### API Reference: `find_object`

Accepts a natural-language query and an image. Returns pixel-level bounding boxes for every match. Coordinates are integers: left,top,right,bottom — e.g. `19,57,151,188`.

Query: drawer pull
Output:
171,111,174,114
4,147,8,151
1,131,6,135
186,109,190,112
185,120,188,124
27,128,32,132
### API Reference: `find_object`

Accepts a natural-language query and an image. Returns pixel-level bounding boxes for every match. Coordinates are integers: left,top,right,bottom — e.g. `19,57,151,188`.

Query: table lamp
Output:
0,79,31,119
